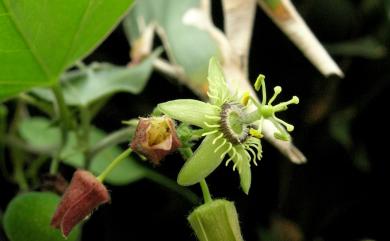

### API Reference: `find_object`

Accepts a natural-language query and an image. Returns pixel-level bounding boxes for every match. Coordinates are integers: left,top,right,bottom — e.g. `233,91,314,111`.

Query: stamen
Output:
274,116,294,132
268,86,282,105
274,96,299,112
249,128,263,138
241,92,250,106
254,74,265,92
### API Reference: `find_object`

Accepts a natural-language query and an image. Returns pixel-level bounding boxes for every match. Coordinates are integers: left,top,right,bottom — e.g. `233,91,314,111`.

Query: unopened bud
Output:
188,199,244,241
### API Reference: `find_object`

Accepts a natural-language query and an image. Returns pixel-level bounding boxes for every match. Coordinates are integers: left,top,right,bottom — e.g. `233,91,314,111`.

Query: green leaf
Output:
61,127,147,185
158,99,219,129
0,0,134,101
18,117,146,185
3,192,80,241
177,133,225,186
19,117,61,150
32,49,161,106
124,0,218,87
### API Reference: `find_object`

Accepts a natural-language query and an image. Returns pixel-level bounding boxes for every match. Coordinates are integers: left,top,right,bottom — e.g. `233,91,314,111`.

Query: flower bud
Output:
130,116,181,165
51,170,110,237
188,199,244,241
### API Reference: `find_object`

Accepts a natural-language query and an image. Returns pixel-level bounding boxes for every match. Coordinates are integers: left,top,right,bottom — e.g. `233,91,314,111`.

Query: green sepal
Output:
158,99,219,129
188,199,244,241
235,146,252,194
207,57,230,105
177,133,225,186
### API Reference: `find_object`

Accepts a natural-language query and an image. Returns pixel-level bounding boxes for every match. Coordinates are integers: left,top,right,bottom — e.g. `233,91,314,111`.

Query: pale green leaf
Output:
158,99,219,129
177,133,225,186
19,117,60,150
3,192,80,241
124,0,218,87
61,127,147,185
18,117,146,185
32,49,161,106
0,0,134,101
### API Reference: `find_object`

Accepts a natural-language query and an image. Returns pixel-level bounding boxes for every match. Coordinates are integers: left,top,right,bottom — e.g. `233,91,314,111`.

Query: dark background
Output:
1,0,389,241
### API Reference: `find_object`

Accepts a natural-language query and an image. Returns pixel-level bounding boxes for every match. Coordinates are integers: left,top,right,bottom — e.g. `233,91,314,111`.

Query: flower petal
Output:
177,133,226,186
208,57,230,105
239,164,251,195
158,99,219,129
234,146,252,194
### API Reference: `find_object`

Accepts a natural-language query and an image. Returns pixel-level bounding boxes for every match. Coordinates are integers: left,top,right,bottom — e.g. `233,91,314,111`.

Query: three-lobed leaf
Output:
0,0,134,101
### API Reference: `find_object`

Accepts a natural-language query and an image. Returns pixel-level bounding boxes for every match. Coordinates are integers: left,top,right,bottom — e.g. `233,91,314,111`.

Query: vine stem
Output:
9,101,28,191
96,147,132,183
80,106,91,169
50,84,71,174
88,127,134,159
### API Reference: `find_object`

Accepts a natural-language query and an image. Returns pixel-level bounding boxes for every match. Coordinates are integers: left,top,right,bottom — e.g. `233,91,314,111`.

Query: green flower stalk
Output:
158,57,298,194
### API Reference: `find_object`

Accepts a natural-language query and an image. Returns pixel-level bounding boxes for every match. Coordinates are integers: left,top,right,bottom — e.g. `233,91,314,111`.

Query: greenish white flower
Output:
158,57,298,194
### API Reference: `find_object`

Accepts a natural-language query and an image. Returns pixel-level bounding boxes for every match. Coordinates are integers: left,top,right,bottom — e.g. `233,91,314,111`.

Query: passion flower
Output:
158,57,299,194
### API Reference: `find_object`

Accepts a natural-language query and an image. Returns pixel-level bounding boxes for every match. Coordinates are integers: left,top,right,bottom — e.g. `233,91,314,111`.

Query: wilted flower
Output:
130,116,181,165
158,57,299,194
51,170,110,237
